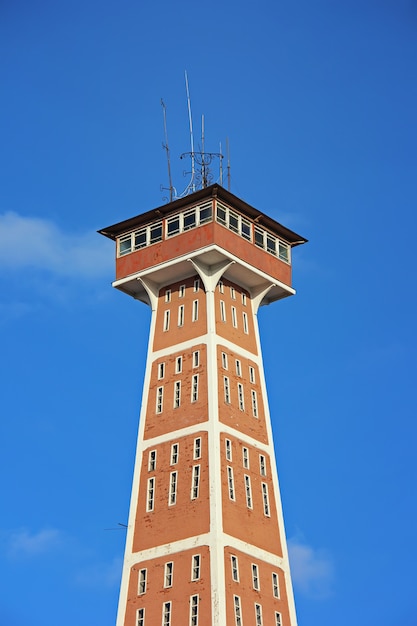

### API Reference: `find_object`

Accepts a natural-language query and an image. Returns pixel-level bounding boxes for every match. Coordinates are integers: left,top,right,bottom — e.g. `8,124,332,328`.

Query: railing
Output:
117,199,291,264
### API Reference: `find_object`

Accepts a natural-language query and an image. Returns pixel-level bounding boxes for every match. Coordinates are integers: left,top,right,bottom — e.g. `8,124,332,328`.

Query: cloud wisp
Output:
74,556,122,589
6,528,64,559
0,212,112,279
288,538,334,599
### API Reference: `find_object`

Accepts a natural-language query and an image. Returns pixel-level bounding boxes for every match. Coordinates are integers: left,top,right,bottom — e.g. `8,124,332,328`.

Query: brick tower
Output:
99,184,307,626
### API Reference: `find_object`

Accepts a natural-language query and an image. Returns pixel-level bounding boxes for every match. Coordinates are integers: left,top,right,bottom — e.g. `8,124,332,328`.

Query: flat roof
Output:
98,184,308,247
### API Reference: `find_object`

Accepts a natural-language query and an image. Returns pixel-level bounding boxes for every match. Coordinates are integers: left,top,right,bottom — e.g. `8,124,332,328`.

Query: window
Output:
190,594,199,626
163,310,170,332
218,280,224,294
231,555,239,582
224,377,231,404
191,375,198,403
162,602,172,626
171,443,179,465
252,564,260,590
193,351,200,367
251,390,258,418
255,603,263,626
192,300,199,322
227,466,235,500
148,450,157,472
231,306,237,328
242,312,249,334
194,279,200,292
221,352,228,369
220,300,226,322
191,465,200,499
147,477,155,511
169,471,177,505
249,366,255,384
179,284,185,298
275,612,282,626
253,225,291,263
234,595,242,626
138,568,147,594
245,475,253,509
238,383,245,411
191,554,201,580
175,356,182,374
230,286,236,299
262,482,270,516
216,201,252,243
178,305,184,327
194,437,201,460
242,293,247,306
137,608,145,626
242,447,249,469
158,363,165,379
235,359,241,376
165,289,171,303
272,572,280,598
118,220,163,256
164,562,173,588
225,438,232,461
174,381,181,408
156,387,163,414
259,455,266,476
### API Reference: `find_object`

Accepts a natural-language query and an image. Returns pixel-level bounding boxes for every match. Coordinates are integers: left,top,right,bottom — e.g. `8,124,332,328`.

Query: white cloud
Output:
288,538,334,598
7,528,64,558
74,556,122,589
0,212,112,278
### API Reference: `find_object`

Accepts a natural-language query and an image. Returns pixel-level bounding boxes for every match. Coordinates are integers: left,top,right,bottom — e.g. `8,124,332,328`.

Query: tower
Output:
99,184,307,626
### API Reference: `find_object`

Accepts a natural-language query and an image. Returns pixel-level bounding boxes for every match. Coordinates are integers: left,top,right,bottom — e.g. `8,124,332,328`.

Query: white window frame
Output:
251,390,258,418
156,387,163,414
259,454,266,476
255,603,263,626
242,447,249,469
275,612,282,626
137,608,145,626
224,377,231,404
174,381,181,408
221,352,228,369
231,306,237,328
178,304,185,327
158,362,165,379
165,289,171,303
218,280,224,294
179,284,186,298
249,366,255,384
169,471,178,506
194,278,200,292
148,449,157,472
225,438,232,461
191,464,200,499
272,572,280,598
164,561,173,588
231,555,239,582
233,595,242,626
163,310,170,332
227,466,235,501
189,594,199,626
262,482,270,517
191,374,199,403
220,300,226,322
193,437,201,460
245,475,253,509
192,299,199,322
162,601,172,626
118,220,163,256
252,563,260,590
230,286,236,299
242,292,247,306
216,201,252,242
171,443,179,465
242,311,249,334
175,356,182,374
238,383,245,411
235,359,241,376
147,477,155,512
191,554,201,581
138,568,147,595
193,351,200,367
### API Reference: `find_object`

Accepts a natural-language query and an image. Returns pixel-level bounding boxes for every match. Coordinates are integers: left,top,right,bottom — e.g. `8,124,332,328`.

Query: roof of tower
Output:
98,184,307,246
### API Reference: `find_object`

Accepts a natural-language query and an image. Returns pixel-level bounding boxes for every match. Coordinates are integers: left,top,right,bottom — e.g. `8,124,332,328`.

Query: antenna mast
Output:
226,137,231,191
161,99,174,201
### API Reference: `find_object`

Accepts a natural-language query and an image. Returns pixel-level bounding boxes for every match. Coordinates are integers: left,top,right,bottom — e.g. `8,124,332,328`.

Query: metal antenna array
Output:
160,73,230,201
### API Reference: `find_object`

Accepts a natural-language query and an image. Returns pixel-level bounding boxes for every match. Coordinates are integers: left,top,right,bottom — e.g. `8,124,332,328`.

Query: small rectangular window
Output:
242,292,247,306
189,594,199,626
184,208,196,231
175,356,182,374
242,447,249,469
194,437,201,460
249,366,255,384
227,466,235,501
163,602,172,626
220,300,226,322
171,443,179,465
191,554,200,581
137,608,145,626
167,215,180,237
262,482,270,516
169,471,177,505
164,562,173,588
179,285,186,298
242,312,249,334
231,306,237,328
119,233,132,256
165,289,171,303
224,377,231,404
235,360,241,376
194,279,200,292
148,450,157,472
245,475,253,509
225,438,232,461
174,381,181,408
221,352,228,369
147,477,155,512
272,572,280,598
178,305,185,327
251,390,258,418
218,280,224,293
192,300,199,322
163,310,170,332
238,383,245,411
193,351,200,367
158,362,165,379
191,465,200,499
234,595,242,626
259,455,266,476
150,222,162,244
241,217,251,241
275,612,282,626
156,387,163,414
255,603,263,626
138,568,147,594
230,286,236,300
252,564,260,590
191,375,198,402
231,555,239,582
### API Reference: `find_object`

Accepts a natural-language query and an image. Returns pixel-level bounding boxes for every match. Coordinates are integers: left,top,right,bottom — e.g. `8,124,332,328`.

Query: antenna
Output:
160,99,175,201
185,71,195,193
219,142,223,186
226,137,231,191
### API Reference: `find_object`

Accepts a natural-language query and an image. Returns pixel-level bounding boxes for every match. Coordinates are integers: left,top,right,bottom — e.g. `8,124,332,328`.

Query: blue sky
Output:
1,1,416,625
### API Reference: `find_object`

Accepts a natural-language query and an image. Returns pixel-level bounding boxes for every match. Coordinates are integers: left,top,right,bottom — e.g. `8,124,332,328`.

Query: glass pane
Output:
279,241,289,262
167,217,180,236
199,205,212,224
229,211,239,233
184,209,196,230
217,205,226,225
254,229,264,248
150,223,162,243
241,219,251,240
134,230,146,249
119,236,132,255
266,235,276,255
